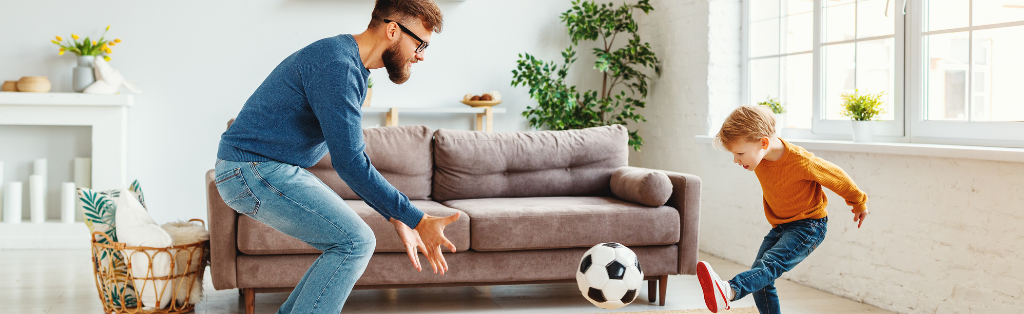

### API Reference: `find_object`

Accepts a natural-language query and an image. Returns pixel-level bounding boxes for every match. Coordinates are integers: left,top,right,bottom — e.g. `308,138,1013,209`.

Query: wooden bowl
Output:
461,100,502,107
2,80,18,92
17,76,51,93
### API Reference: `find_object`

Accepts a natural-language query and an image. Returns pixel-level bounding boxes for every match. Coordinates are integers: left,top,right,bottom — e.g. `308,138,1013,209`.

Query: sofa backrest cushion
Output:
305,125,433,200
431,125,629,202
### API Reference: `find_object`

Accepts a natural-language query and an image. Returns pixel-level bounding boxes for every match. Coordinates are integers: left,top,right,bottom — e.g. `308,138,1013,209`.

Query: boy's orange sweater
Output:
754,138,868,227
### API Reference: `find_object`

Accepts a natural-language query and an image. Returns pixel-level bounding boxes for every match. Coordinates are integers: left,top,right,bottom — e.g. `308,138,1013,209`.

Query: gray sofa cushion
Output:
306,125,433,200
431,125,629,202
611,166,673,207
442,197,680,251
237,200,470,255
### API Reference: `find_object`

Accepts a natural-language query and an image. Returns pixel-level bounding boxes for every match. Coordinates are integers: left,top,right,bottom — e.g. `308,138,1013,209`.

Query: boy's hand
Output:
854,208,869,228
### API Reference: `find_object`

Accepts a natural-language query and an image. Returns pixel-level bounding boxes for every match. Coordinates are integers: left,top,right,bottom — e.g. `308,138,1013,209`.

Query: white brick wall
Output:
633,0,1024,313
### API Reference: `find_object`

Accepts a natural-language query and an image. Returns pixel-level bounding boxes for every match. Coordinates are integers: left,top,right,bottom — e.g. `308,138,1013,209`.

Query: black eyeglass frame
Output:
382,19,429,53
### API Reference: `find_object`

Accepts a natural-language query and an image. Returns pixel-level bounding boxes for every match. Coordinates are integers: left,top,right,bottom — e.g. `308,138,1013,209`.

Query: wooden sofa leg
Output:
658,275,668,306
243,288,255,314
648,279,657,302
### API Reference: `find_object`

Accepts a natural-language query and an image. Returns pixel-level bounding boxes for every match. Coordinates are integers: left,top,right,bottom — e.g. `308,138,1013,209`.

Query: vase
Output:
362,87,373,107
851,120,874,142
73,55,96,92
774,113,787,133
16,76,51,93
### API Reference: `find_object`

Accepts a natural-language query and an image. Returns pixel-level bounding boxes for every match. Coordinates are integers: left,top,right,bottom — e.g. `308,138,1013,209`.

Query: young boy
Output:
698,105,869,313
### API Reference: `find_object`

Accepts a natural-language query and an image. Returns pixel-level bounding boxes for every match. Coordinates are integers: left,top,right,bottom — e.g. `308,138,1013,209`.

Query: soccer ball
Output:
576,242,644,309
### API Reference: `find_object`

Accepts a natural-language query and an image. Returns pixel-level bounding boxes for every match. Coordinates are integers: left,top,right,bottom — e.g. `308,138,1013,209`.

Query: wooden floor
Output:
2,250,893,314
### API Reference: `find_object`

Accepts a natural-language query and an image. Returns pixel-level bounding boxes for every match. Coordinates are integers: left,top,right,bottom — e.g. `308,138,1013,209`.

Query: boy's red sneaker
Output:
697,261,731,313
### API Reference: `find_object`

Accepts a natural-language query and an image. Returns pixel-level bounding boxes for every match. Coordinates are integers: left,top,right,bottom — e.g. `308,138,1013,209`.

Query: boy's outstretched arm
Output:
808,156,870,228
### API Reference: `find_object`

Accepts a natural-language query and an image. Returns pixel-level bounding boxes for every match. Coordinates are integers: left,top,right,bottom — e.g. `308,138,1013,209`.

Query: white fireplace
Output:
0,92,133,249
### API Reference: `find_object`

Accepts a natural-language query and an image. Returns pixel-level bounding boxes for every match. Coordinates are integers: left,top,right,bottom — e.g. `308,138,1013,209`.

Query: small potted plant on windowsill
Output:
839,90,886,142
758,97,786,131
363,77,374,107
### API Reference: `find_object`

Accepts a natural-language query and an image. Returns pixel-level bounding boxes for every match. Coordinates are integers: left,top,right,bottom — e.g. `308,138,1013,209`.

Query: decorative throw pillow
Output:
161,221,210,305
115,188,174,310
79,179,146,309
610,167,673,207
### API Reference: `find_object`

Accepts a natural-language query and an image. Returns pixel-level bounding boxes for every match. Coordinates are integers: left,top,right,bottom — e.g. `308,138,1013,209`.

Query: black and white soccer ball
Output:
575,242,644,309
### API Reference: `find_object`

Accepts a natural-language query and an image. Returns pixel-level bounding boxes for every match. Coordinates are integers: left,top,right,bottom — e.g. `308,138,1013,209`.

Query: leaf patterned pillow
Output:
80,179,146,309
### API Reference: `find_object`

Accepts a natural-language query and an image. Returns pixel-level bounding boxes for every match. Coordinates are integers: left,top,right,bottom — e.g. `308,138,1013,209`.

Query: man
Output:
214,1,457,313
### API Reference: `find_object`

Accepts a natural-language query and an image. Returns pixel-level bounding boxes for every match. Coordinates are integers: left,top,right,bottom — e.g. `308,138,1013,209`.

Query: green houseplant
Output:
758,97,786,130
512,0,660,151
839,90,886,142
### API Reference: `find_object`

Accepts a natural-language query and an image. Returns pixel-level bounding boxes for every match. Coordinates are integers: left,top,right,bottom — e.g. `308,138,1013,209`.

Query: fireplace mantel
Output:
0,92,134,249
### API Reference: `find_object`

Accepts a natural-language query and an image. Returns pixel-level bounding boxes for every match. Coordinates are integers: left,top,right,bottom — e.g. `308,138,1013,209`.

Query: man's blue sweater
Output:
217,34,425,228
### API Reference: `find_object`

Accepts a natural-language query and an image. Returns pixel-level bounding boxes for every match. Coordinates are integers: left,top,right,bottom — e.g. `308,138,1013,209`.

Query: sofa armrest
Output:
206,169,238,290
632,167,701,275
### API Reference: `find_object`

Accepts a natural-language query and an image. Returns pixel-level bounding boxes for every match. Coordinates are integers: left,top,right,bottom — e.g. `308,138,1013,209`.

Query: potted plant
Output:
758,97,786,131
839,90,886,142
363,77,373,107
512,0,660,151
51,25,121,92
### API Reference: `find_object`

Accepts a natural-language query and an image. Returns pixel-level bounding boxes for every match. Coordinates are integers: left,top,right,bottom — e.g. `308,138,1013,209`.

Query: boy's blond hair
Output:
715,105,777,149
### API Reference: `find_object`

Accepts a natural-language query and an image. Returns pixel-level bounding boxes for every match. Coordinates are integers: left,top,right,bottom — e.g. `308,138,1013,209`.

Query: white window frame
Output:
746,0,1024,148
907,0,1024,147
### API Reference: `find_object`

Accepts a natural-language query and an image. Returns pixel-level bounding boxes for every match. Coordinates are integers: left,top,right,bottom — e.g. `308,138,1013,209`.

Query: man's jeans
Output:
215,159,376,314
729,217,827,314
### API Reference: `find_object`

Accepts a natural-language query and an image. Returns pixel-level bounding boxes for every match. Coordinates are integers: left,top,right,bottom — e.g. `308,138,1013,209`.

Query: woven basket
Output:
90,219,209,314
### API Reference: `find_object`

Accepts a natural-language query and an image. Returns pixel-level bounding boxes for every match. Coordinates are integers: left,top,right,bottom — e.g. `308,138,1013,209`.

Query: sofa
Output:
206,124,701,314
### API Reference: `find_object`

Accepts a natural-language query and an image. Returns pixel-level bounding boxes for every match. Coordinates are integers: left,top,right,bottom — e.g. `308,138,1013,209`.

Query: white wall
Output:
0,0,584,223
633,0,1024,313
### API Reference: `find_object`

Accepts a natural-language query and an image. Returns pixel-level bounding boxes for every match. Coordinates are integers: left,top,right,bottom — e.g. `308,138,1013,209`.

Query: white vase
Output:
73,56,96,92
851,120,874,142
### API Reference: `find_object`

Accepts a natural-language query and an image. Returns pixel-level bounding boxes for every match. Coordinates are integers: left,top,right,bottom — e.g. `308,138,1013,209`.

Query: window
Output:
746,0,1024,147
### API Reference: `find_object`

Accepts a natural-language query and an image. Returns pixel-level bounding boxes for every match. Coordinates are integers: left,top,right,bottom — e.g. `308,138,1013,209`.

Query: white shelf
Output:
0,222,91,249
362,106,506,114
695,135,1024,163
0,92,134,106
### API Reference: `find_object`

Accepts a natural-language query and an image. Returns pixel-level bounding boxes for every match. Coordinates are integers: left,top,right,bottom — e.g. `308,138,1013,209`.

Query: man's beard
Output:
382,41,411,84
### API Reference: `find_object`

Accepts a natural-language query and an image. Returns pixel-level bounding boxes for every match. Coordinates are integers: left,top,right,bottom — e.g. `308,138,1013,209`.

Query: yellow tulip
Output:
114,39,121,43
59,48,65,55
72,34,79,40
51,40,59,45
103,56,111,62
108,42,115,47
106,25,111,31
92,40,97,45
56,36,63,41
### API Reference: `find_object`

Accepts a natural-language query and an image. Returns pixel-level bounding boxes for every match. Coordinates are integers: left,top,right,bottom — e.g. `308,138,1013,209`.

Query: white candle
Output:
30,175,45,223
33,158,48,176
74,157,92,189
61,182,76,223
3,182,22,224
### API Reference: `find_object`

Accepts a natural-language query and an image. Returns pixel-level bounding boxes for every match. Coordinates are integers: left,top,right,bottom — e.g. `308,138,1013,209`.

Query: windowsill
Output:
694,135,1024,163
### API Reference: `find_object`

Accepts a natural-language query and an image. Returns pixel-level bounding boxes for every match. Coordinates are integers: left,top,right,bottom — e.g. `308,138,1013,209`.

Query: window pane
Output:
752,18,781,57
857,0,895,38
783,12,813,53
824,43,856,120
753,0,781,21
825,2,856,42
974,0,1024,28
924,32,970,121
856,38,896,120
785,0,814,15
926,0,969,32
973,26,1024,122
782,53,813,128
751,58,781,106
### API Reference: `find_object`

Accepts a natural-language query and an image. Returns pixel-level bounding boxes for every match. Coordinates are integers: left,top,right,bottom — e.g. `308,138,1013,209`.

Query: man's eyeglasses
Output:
383,19,429,54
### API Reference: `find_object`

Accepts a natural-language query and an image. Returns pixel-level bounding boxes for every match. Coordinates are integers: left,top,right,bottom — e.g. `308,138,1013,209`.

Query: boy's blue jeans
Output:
215,159,376,314
729,217,828,314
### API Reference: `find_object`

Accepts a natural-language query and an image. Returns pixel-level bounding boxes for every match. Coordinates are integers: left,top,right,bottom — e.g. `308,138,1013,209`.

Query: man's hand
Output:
854,208,869,228
390,218,427,272
413,213,460,275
